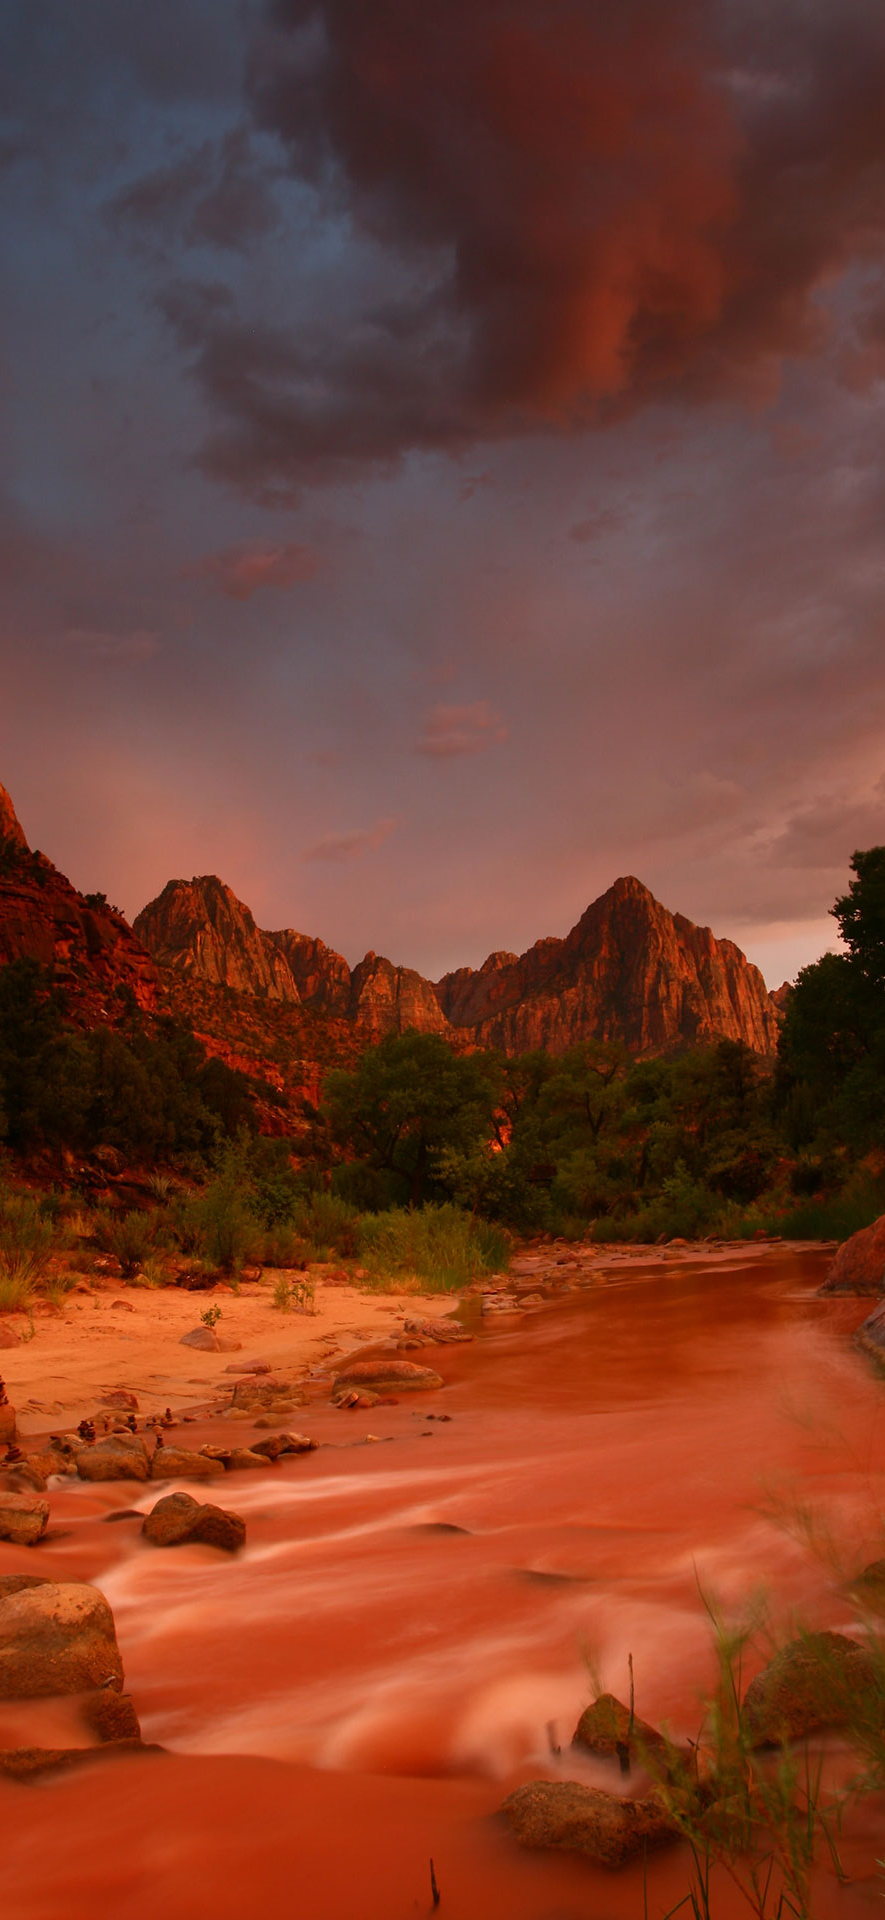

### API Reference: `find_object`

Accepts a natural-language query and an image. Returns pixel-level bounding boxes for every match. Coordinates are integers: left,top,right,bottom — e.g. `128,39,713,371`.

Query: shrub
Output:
95,1208,157,1278
0,1187,54,1292
359,1202,510,1292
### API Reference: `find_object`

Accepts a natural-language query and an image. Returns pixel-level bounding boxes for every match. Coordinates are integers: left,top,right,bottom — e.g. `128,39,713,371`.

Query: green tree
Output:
832,847,885,984
323,1031,502,1206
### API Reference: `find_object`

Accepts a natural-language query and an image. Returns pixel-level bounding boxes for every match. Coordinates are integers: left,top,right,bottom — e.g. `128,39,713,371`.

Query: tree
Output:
322,1032,502,1206
832,847,885,985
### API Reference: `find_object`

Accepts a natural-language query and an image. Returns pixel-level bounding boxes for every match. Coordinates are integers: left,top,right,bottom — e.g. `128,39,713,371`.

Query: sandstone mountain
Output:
135,869,780,1057
0,783,157,1020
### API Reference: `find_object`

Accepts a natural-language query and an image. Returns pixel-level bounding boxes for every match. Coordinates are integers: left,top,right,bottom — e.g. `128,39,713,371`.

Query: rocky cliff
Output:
135,867,780,1057
434,876,780,1055
0,783,157,1019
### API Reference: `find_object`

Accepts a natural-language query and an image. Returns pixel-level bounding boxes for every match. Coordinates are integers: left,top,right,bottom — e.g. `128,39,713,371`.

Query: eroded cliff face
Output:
134,878,302,1003
267,929,352,1015
434,877,780,1056
0,788,157,1017
349,953,453,1038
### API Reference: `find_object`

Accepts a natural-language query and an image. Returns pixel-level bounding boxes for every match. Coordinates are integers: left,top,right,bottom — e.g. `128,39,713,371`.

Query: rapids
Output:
2,1246,885,1919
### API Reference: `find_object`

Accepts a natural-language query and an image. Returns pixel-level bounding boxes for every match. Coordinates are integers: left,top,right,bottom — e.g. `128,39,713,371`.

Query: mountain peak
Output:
0,781,29,852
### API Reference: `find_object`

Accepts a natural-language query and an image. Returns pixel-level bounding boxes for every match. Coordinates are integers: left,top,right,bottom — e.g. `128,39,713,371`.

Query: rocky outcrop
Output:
0,1492,49,1546
0,786,157,1018
134,876,301,1002
435,877,780,1056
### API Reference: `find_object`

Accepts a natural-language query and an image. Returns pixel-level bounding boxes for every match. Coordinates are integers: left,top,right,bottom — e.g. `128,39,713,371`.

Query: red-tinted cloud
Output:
417,702,508,758
185,538,320,598
164,0,884,498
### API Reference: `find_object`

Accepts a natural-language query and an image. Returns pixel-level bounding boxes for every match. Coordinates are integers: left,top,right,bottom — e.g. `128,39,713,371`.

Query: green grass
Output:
359,1202,510,1292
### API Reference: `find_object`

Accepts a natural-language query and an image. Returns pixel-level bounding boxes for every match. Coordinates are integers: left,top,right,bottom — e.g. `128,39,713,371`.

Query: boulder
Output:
230,1377,304,1409
821,1215,885,1294
142,1490,245,1553
0,1492,49,1546
0,1580,124,1696
855,1301,885,1361
332,1359,444,1394
0,1461,47,1495
499,1780,676,1866
226,1448,273,1470
572,1693,668,1767
99,1389,139,1411
150,1447,225,1482
224,1359,272,1374
76,1434,151,1483
742,1632,878,1746
179,1326,243,1352
851,1558,885,1609
251,1432,318,1460
80,1688,142,1742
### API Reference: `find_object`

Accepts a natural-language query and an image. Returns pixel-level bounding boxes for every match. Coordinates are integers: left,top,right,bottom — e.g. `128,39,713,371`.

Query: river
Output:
2,1246,884,1919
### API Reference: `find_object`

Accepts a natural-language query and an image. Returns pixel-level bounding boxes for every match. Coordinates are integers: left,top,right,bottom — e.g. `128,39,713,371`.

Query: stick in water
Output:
430,1858,441,1907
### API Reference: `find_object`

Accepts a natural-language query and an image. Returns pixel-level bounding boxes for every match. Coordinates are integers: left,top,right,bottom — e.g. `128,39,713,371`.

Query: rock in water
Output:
742,1632,878,1745
499,1780,676,1866
76,1434,151,1482
0,1580,124,1696
150,1447,226,1481
0,1492,49,1545
821,1214,885,1294
143,1491,245,1552
332,1359,444,1393
0,1402,17,1446
855,1300,885,1360
572,1692,668,1766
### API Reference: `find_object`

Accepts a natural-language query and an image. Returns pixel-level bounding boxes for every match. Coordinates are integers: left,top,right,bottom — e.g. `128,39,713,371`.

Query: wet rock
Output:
855,1300,885,1361
76,1434,151,1483
821,1215,885,1294
26,1448,72,1481
0,1461,47,1496
179,1326,243,1352
253,1407,301,1426
0,1403,17,1446
742,1632,879,1745
482,1294,519,1314
143,1490,245,1552
251,1432,318,1460
0,1738,148,1781
402,1317,473,1345
0,1492,49,1546
227,1447,274,1470
851,1558,885,1608
230,1377,305,1409
224,1359,272,1375
332,1359,444,1394
80,1688,142,1742
499,1780,677,1866
572,1693,668,1766
0,1580,124,1697
517,1292,546,1309
333,1388,380,1409
150,1446,225,1482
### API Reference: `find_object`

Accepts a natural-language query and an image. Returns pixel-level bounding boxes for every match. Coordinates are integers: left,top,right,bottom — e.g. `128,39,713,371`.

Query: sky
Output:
1,0,884,989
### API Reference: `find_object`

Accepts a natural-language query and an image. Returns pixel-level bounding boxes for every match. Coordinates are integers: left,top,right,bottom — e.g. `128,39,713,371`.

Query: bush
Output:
0,1186,54,1292
95,1208,158,1278
293,1192,361,1259
359,1202,510,1292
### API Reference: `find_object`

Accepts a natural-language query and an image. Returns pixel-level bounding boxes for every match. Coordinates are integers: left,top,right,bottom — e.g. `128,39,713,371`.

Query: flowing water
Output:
2,1247,885,1919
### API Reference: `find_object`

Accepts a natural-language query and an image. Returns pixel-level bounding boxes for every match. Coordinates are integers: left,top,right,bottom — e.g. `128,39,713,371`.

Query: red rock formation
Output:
348,952,453,1038
820,1214,885,1294
267,929,351,1015
434,877,780,1056
134,878,300,1003
0,785,157,1018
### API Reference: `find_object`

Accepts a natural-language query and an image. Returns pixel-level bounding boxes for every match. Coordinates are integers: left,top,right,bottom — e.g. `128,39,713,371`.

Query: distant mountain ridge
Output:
134,869,780,1057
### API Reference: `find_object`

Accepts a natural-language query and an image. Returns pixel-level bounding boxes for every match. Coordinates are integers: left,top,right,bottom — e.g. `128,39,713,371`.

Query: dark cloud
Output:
111,129,282,253
153,0,885,498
